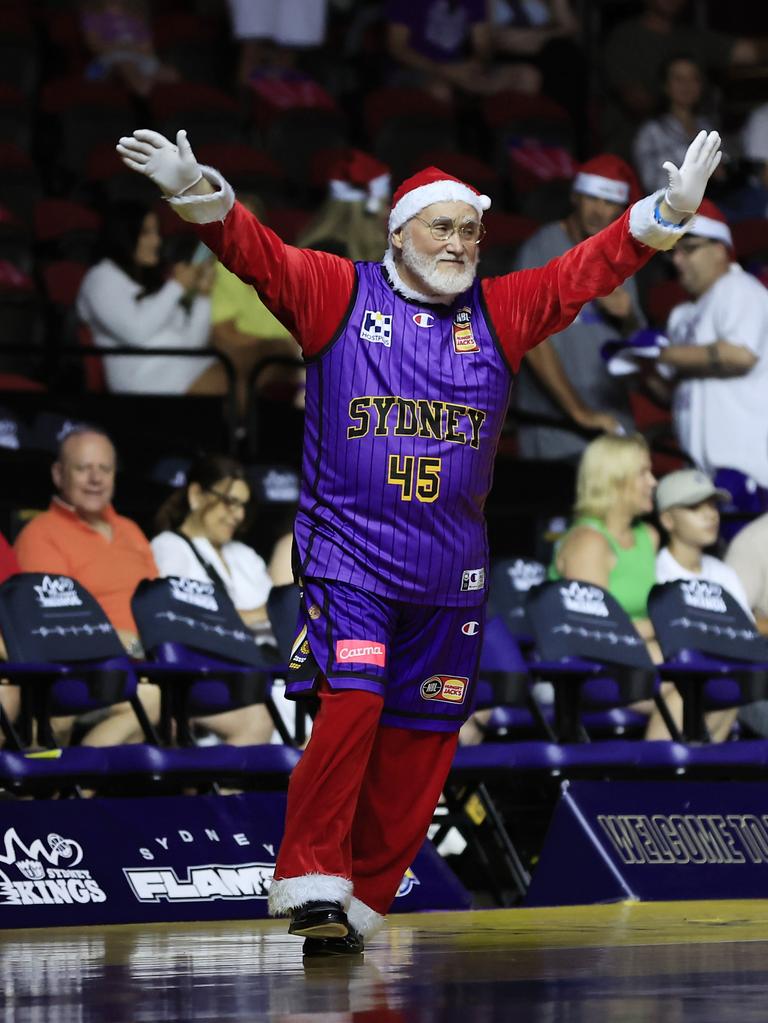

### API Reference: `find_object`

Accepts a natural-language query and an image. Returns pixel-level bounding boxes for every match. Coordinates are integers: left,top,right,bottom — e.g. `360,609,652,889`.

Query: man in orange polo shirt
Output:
14,427,160,744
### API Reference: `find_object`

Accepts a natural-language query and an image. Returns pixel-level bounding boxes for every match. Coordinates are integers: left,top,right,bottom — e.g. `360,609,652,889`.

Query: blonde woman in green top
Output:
550,433,681,739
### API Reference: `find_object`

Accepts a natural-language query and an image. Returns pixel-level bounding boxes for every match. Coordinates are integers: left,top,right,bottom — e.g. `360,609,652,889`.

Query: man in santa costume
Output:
117,126,721,956
514,154,645,461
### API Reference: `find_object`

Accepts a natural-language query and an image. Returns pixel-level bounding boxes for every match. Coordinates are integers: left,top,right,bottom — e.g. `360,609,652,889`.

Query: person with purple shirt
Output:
116,123,721,955
386,0,541,100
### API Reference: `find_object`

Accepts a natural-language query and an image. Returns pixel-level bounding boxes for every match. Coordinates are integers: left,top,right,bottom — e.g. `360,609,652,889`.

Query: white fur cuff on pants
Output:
347,896,386,940
267,874,353,917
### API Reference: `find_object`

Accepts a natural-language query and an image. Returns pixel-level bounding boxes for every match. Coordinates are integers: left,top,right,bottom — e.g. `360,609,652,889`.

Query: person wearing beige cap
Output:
655,467,753,741
655,468,751,616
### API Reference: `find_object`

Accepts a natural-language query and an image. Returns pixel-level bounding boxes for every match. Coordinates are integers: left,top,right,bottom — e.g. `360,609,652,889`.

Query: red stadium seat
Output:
41,260,88,308
364,88,453,137
267,208,314,245
732,218,768,262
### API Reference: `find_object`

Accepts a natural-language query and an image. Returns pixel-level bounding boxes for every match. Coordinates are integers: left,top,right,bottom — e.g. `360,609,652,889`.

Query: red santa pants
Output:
274,678,459,915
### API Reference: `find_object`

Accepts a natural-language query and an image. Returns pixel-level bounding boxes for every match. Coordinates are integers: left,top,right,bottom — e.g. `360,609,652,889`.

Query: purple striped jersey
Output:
294,261,513,606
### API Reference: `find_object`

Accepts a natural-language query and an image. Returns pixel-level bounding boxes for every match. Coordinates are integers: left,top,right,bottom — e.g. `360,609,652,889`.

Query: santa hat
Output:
388,166,491,234
572,154,640,206
324,149,391,215
687,198,733,247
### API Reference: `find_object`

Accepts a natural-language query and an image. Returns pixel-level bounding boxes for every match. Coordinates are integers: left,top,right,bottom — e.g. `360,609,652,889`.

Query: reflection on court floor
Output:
3,901,768,1022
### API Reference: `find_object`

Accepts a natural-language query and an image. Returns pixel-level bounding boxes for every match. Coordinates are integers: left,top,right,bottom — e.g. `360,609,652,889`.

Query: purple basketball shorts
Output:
285,578,486,732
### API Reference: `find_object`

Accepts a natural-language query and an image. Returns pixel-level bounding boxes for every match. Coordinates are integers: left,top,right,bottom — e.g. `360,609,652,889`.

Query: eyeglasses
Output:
412,216,486,243
674,239,717,256
207,488,249,512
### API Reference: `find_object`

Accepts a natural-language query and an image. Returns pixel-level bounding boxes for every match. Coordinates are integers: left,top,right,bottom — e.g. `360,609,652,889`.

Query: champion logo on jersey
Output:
360,310,392,347
461,621,480,636
412,312,434,328
452,307,479,354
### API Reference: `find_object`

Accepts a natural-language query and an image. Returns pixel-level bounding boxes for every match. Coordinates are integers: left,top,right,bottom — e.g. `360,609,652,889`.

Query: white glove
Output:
116,129,202,197
662,130,722,215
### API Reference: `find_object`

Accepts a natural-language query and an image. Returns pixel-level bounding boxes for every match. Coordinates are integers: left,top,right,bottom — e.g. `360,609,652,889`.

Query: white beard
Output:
400,234,478,298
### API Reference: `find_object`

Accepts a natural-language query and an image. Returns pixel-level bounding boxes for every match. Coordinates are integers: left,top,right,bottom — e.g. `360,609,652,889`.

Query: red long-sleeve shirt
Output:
195,202,655,368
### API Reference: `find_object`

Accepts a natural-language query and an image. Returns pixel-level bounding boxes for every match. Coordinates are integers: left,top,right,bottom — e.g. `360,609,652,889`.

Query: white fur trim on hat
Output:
389,180,491,234
573,171,630,205
168,166,235,224
688,213,733,246
629,190,691,251
347,896,386,941
267,873,353,917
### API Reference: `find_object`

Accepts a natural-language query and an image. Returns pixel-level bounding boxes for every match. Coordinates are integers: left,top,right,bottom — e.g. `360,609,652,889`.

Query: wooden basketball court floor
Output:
3,901,768,1022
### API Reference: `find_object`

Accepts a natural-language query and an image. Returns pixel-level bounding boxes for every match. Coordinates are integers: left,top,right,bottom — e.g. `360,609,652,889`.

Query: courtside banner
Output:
525,780,768,907
0,793,468,928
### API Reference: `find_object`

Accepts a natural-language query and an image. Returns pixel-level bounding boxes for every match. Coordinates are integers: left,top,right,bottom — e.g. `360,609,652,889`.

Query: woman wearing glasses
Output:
152,453,272,632
151,453,276,744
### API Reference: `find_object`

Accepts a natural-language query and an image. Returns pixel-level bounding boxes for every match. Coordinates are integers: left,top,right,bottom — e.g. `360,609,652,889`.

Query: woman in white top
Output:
633,55,718,194
76,200,228,396
152,453,273,628
152,453,275,743
655,468,752,742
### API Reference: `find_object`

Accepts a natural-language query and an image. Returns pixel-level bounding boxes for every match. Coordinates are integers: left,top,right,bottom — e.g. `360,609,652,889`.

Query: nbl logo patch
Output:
420,675,468,704
452,307,479,354
360,310,392,347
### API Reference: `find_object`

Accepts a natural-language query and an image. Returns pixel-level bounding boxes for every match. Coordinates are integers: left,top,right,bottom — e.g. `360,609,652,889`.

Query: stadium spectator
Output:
76,201,225,398
296,151,391,263
548,433,697,740
633,54,718,193
657,202,768,488
492,0,587,138
602,0,757,156
725,512,768,635
13,427,160,745
0,530,20,732
655,467,752,741
116,123,720,952
211,194,303,413
655,468,750,612
79,0,178,97
151,453,275,745
386,0,540,101
724,103,768,222
514,155,643,461
226,0,329,84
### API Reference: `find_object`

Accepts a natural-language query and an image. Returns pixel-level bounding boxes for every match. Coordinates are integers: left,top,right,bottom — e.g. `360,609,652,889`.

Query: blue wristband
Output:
653,204,685,228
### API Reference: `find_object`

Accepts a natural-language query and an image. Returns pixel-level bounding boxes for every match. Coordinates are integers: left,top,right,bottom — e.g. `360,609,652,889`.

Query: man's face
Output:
571,193,626,238
52,432,116,519
661,498,720,549
393,201,481,297
672,237,730,296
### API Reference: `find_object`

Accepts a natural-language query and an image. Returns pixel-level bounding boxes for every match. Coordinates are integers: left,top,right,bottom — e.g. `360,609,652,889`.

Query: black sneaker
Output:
288,900,349,938
302,927,364,957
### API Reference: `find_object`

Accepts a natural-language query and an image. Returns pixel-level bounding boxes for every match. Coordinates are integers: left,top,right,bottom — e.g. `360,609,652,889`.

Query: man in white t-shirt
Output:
655,467,752,615
655,200,768,487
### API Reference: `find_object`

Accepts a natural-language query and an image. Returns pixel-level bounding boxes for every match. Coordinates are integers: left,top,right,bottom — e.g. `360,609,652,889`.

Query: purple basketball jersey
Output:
294,262,512,606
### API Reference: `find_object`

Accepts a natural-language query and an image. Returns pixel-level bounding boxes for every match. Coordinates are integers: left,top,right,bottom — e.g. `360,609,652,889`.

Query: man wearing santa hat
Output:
658,199,768,488
117,126,720,955
514,154,645,461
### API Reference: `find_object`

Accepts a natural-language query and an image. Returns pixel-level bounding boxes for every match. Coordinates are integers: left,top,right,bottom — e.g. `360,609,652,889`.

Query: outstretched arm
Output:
116,129,355,357
483,131,722,370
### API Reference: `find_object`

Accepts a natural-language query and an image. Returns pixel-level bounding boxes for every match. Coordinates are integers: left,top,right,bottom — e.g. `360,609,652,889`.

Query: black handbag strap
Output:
173,530,230,595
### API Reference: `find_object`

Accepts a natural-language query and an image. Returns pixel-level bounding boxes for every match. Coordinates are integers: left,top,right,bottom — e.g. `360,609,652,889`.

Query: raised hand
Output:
116,129,202,197
662,130,722,215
